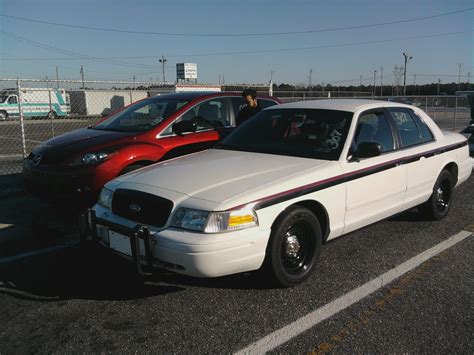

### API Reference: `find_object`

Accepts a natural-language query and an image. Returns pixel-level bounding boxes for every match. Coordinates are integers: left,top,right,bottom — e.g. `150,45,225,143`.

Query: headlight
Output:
171,207,258,233
82,152,109,165
98,187,113,209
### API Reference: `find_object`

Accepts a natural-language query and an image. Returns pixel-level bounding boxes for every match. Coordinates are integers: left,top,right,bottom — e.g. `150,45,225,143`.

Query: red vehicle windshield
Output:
94,98,189,132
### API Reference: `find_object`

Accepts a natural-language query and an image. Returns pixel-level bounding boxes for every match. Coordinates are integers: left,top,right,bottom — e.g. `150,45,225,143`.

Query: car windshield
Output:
216,108,353,160
93,98,189,132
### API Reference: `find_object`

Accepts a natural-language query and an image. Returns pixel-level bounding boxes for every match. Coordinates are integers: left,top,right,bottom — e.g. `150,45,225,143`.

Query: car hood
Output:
32,128,136,163
114,149,337,208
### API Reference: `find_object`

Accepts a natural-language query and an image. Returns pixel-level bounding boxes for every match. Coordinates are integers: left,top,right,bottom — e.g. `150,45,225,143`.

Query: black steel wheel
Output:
419,170,453,221
263,205,322,287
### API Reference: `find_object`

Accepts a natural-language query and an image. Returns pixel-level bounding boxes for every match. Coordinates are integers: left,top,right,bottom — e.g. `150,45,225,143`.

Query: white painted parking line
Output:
0,241,79,264
235,230,472,355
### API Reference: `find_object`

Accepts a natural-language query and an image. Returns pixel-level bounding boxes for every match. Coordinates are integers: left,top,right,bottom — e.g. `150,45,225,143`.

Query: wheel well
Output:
274,200,330,242
443,162,458,185
119,160,155,174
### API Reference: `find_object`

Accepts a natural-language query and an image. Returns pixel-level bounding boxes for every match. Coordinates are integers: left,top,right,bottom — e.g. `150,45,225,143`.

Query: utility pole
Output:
55,66,59,89
80,65,85,90
402,52,412,96
270,70,275,83
380,66,383,96
159,56,167,83
413,74,416,95
373,70,377,97
468,72,471,85
437,78,441,95
308,69,312,88
133,75,136,90
458,63,463,91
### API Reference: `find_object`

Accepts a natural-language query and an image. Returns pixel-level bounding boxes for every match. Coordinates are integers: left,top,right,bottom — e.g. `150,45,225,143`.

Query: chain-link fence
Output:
0,78,472,176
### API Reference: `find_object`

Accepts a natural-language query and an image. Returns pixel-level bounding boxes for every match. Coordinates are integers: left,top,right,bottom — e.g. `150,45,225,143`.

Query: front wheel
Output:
0,111,8,121
263,206,322,287
47,110,58,119
418,170,453,220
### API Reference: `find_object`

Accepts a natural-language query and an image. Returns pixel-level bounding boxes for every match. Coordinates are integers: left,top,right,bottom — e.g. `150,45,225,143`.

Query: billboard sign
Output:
176,63,197,80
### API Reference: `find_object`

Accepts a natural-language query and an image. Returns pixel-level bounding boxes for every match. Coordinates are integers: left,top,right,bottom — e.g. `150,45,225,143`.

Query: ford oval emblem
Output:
129,203,142,213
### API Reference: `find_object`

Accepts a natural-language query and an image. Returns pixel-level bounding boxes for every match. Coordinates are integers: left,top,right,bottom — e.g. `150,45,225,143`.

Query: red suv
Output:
23,92,279,204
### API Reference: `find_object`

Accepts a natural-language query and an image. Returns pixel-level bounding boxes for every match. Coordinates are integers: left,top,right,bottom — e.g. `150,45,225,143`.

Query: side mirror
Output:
353,142,382,159
172,120,198,136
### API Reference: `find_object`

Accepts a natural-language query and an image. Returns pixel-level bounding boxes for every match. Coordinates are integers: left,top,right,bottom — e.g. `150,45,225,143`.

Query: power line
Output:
1,30,471,60
0,8,472,37
0,30,158,69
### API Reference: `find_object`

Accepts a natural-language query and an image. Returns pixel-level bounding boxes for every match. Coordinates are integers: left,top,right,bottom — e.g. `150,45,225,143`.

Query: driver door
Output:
157,97,231,160
341,109,406,234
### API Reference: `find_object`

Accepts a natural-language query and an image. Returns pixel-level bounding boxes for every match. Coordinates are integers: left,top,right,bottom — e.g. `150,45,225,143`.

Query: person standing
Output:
236,88,262,126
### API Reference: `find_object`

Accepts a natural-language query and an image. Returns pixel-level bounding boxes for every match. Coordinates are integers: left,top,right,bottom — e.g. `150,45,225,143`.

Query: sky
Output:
0,0,472,86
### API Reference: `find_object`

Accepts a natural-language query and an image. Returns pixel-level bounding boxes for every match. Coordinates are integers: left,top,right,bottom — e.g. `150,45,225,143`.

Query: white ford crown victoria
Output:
85,99,471,287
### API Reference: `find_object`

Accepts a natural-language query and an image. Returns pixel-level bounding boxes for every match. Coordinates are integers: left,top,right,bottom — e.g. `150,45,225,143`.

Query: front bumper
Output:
81,208,271,278
23,160,99,201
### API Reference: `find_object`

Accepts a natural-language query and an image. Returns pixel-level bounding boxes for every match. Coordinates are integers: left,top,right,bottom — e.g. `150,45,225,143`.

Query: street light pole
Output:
373,70,377,97
403,52,412,96
458,63,463,91
159,56,167,83
380,66,383,96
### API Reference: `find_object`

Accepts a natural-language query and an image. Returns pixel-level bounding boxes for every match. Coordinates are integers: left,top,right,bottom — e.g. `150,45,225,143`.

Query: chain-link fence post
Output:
48,87,55,138
453,96,458,131
16,79,27,158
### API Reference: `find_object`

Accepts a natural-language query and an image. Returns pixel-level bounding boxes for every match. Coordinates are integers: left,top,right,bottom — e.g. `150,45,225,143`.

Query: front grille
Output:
112,189,174,227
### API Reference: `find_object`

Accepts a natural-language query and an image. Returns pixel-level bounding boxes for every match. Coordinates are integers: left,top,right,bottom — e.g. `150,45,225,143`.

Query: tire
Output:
263,206,322,287
0,111,8,121
418,170,453,221
47,110,58,119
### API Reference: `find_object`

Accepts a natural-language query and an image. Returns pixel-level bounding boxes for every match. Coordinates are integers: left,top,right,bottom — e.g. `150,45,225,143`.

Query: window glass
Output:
8,96,17,104
162,98,229,136
216,109,352,160
408,110,434,142
94,98,188,132
389,109,423,147
231,97,278,125
352,111,394,153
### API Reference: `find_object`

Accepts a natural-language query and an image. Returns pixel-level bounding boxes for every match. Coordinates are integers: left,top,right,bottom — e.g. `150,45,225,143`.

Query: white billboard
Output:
176,63,197,80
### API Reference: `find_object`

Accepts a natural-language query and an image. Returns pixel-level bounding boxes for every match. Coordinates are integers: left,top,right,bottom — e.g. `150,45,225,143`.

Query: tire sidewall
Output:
430,170,453,220
267,206,322,287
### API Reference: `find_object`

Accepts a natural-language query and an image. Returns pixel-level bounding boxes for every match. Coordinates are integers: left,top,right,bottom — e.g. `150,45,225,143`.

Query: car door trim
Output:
228,140,467,211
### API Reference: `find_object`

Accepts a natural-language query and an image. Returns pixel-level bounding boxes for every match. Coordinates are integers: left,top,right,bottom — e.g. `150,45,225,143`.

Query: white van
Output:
0,88,70,120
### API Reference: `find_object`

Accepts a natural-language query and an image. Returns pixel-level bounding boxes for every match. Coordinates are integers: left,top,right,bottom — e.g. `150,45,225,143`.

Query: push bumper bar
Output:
80,209,154,276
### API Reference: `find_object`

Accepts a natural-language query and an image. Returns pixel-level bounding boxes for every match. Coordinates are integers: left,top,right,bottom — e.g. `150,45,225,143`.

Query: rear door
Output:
386,107,438,209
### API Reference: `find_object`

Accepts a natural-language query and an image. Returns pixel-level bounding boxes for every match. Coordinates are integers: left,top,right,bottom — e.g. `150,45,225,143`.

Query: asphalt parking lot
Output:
0,175,472,353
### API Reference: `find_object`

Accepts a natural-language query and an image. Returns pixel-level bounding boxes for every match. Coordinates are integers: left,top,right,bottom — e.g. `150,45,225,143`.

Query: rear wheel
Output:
418,170,453,220
263,206,322,287
0,111,8,121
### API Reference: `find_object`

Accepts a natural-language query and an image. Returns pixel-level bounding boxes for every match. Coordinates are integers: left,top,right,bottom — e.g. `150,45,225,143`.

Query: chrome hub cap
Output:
285,233,301,258
436,187,448,209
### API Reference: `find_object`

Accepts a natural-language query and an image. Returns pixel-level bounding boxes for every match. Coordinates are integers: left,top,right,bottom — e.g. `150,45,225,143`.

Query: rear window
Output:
408,110,434,142
388,108,422,148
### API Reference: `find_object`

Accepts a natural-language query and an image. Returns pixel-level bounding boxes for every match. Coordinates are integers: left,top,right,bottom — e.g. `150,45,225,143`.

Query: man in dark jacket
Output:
236,88,262,126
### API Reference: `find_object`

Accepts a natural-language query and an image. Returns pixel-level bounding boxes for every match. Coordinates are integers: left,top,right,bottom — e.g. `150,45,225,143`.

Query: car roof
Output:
148,91,278,102
266,99,411,112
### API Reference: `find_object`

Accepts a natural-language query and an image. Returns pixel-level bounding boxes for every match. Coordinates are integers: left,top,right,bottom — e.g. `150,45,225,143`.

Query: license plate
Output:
109,231,132,256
